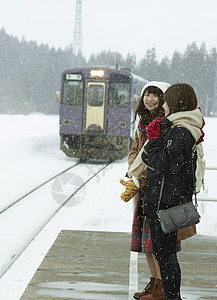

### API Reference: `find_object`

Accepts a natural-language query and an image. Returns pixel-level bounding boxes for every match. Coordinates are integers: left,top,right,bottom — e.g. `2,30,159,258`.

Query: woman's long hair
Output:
164,83,198,114
132,86,165,126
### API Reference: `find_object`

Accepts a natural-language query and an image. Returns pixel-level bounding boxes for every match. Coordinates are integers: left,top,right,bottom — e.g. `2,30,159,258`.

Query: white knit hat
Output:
141,81,171,96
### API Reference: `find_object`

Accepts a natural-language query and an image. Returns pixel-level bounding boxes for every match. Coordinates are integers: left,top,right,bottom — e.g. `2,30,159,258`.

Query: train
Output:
57,66,148,161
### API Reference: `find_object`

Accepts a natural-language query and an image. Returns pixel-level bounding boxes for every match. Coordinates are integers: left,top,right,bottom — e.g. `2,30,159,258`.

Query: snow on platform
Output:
20,230,217,300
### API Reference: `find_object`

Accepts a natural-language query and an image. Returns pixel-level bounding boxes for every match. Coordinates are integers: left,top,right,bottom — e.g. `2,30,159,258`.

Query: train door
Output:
60,73,84,136
85,82,105,131
107,73,131,137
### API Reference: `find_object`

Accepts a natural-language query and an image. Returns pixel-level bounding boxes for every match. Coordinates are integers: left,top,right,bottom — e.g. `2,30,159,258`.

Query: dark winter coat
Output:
141,117,196,217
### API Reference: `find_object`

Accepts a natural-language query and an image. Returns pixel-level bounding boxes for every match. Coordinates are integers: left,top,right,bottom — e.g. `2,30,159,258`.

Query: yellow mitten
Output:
120,178,139,202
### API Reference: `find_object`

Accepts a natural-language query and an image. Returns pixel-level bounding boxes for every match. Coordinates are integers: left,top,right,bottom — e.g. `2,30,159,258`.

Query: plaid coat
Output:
128,122,147,188
131,192,153,252
128,124,152,252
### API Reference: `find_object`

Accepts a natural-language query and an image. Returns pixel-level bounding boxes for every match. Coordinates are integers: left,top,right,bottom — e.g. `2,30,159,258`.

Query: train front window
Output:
88,85,104,106
63,80,83,105
108,74,130,108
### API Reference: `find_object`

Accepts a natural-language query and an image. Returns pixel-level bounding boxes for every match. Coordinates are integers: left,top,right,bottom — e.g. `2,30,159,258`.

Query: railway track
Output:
0,161,111,279
1,165,215,216
0,162,80,215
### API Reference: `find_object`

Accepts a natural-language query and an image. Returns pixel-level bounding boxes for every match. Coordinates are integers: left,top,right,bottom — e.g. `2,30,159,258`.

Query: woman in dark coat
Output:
140,83,205,300
121,81,171,299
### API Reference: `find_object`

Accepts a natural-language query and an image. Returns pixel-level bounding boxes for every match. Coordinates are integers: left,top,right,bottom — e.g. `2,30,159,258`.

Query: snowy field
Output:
0,114,216,299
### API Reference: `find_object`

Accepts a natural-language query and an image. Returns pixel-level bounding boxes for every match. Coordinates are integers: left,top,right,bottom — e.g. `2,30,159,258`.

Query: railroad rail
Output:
0,162,111,279
0,162,80,215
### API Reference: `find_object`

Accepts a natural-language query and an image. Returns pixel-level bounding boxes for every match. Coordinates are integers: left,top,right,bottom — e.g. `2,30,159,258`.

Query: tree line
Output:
0,27,217,116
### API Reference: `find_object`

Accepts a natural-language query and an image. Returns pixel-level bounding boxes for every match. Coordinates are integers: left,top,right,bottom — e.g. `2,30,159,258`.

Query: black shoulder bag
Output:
156,144,200,234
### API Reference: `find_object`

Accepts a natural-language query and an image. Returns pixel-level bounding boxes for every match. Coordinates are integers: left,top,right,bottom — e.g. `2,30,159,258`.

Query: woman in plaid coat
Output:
124,81,171,300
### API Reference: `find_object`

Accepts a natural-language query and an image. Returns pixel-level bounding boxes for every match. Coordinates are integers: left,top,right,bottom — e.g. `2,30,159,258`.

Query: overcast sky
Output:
0,0,217,61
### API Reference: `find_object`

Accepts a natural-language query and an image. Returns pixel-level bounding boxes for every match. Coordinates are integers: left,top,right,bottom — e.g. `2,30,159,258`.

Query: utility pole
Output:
73,0,82,57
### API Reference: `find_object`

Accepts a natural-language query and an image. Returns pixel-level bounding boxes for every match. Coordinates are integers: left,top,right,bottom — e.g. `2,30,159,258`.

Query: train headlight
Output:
90,70,104,77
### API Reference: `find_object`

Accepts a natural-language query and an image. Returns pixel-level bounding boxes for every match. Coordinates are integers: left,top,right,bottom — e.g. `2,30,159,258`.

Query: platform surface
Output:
21,230,217,300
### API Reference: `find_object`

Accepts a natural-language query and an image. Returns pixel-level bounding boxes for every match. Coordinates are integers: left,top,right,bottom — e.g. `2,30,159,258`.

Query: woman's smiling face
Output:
143,91,159,111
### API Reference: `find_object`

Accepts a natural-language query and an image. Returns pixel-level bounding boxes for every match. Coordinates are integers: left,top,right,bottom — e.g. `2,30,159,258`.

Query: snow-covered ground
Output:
0,114,216,300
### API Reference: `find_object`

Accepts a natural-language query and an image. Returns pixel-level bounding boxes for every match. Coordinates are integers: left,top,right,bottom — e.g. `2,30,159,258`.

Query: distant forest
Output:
0,27,217,116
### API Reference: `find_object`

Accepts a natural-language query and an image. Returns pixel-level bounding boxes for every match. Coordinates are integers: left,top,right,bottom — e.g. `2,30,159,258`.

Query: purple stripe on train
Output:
106,106,131,137
59,105,83,135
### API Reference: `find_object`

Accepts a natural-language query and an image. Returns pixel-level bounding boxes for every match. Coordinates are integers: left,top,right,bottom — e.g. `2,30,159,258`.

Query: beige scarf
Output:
128,108,204,181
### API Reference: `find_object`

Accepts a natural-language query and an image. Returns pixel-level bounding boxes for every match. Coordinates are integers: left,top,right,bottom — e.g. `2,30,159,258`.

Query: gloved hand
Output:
120,178,139,202
146,117,164,140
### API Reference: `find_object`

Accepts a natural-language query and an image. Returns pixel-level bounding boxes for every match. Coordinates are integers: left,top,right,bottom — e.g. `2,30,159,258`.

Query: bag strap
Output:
156,144,198,214
156,175,165,214
192,144,198,208
156,125,174,214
